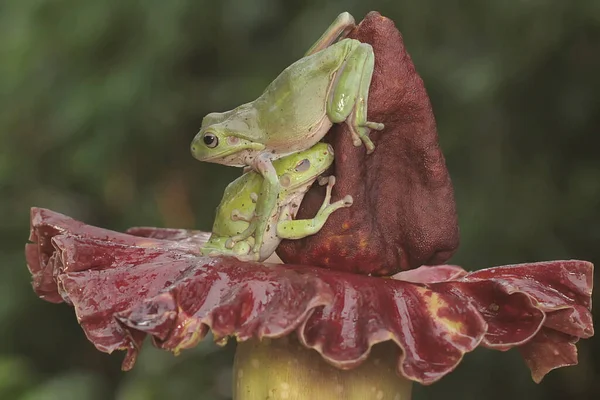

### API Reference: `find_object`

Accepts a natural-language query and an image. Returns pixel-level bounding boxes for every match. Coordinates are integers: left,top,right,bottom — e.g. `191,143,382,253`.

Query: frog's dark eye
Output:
203,133,219,148
294,159,311,172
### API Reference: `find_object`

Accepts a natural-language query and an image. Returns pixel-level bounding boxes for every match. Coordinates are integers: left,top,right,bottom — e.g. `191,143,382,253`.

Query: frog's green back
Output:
253,40,352,146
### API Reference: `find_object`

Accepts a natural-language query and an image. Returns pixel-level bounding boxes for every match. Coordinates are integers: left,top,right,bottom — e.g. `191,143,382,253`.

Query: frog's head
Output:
191,109,266,167
191,127,266,167
274,143,335,190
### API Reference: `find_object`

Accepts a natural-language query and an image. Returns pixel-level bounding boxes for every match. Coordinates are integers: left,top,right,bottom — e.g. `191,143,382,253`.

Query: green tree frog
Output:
201,143,352,262
192,12,378,258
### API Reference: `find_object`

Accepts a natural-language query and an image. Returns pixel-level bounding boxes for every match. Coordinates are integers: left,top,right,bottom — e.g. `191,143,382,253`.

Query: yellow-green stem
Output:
233,336,412,400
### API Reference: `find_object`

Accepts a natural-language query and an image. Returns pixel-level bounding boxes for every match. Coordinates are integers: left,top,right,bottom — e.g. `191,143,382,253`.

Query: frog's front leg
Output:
328,40,385,154
276,176,353,239
228,153,281,253
305,12,356,56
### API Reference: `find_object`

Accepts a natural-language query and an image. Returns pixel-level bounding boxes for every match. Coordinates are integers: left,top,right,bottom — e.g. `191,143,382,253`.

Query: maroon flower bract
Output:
26,208,593,384
278,12,459,276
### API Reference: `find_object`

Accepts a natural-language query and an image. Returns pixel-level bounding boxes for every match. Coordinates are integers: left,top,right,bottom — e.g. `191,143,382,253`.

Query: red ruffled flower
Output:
26,208,593,384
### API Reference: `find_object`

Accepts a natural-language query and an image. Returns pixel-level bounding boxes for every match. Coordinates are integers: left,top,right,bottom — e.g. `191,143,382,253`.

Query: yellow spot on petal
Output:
342,222,350,230
426,291,464,334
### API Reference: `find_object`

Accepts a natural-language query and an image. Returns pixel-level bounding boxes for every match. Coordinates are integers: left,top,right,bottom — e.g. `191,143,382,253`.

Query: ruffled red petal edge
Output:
26,208,593,384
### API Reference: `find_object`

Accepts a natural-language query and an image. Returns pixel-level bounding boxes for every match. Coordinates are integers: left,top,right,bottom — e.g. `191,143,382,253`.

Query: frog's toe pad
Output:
318,176,330,186
343,195,354,206
366,121,385,131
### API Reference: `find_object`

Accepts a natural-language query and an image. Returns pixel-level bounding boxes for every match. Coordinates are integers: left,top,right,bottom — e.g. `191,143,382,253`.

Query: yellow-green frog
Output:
201,143,352,262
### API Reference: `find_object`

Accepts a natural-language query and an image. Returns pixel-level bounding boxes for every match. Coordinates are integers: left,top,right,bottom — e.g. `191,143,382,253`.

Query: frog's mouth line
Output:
192,143,266,165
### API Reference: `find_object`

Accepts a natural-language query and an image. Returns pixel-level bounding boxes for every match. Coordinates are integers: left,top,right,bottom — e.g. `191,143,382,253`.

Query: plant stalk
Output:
233,335,412,400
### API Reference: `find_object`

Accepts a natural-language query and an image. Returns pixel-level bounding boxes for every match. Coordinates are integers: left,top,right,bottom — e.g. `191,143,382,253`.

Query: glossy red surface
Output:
26,208,593,384
277,12,459,275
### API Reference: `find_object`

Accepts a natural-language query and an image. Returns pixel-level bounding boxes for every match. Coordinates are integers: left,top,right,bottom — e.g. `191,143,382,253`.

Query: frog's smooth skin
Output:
192,12,378,257
201,143,353,262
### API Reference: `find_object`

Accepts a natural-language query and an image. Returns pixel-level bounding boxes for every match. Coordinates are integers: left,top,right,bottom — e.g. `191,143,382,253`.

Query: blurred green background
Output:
1,0,598,399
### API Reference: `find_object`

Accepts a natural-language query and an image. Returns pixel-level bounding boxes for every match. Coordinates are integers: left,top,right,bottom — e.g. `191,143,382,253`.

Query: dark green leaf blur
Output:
1,0,598,399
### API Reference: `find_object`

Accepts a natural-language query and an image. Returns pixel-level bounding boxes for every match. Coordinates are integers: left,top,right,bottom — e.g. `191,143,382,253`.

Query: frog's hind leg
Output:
326,41,384,154
305,12,356,56
202,238,256,261
276,176,353,239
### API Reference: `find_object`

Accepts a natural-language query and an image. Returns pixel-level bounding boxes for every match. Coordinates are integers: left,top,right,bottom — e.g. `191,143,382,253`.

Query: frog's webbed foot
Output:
305,12,356,56
327,40,384,154
348,110,384,154
276,175,353,240
318,175,353,213
202,237,255,260
226,223,257,248
230,238,260,262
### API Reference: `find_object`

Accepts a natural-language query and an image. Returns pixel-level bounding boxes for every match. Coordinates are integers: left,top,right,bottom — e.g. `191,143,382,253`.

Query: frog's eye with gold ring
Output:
203,133,219,148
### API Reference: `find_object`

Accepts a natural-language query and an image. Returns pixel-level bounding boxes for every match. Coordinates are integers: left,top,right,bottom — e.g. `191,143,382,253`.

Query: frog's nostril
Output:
191,145,197,153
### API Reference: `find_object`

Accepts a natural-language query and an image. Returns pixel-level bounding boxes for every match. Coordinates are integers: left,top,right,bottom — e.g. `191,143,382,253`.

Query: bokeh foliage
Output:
1,0,598,399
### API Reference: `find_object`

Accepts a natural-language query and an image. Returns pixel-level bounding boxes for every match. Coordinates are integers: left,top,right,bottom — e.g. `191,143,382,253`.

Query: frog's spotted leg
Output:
305,12,356,56
227,153,281,254
277,176,353,239
327,40,384,154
